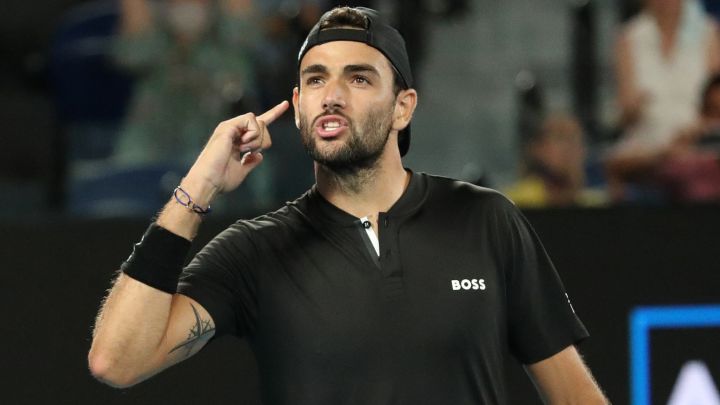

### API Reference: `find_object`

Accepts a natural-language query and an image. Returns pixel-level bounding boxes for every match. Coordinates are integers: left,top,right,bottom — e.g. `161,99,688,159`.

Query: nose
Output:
322,80,347,111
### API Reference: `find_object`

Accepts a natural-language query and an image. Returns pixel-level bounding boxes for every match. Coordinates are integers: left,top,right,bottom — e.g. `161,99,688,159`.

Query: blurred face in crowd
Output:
531,116,586,176
166,0,212,39
293,41,399,172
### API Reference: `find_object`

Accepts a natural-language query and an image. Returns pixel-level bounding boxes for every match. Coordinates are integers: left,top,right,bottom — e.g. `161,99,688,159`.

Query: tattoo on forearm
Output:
169,303,215,357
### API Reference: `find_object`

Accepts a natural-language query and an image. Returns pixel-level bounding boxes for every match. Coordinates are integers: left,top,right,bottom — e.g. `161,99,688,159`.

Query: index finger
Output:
257,100,290,125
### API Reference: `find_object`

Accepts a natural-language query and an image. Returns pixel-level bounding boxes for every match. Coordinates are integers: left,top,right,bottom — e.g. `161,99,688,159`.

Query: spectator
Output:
111,0,259,166
655,74,720,202
504,114,602,207
609,0,720,201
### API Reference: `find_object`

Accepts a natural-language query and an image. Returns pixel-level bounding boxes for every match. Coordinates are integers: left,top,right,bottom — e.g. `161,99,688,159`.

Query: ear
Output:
392,88,418,132
292,86,301,129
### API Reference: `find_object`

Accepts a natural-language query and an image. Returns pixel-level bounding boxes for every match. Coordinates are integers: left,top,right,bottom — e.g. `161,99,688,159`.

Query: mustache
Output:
311,109,352,127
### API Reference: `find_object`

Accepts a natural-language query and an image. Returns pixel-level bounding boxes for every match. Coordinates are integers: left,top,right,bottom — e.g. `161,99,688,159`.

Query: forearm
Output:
540,380,609,405
527,346,609,405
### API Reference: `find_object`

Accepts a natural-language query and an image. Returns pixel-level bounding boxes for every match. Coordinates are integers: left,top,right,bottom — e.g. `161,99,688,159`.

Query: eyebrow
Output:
344,64,380,76
301,64,328,76
300,63,380,77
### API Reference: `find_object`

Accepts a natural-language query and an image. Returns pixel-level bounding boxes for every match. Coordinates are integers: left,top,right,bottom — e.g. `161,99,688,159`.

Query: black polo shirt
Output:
177,171,588,405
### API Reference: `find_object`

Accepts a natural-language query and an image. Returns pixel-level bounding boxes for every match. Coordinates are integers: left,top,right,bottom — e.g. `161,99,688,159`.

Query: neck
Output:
315,146,409,219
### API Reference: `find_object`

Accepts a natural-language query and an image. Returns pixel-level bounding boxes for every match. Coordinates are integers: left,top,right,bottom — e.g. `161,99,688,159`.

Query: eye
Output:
306,76,324,86
352,75,371,85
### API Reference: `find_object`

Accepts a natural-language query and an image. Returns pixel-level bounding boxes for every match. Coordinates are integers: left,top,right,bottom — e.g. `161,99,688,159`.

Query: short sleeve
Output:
177,223,258,339
499,199,589,364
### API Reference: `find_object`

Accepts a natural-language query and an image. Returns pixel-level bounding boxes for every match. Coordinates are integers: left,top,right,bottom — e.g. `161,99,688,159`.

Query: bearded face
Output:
299,99,395,173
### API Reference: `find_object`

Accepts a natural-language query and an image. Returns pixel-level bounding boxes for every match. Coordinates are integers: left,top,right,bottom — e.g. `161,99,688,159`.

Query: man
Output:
89,7,608,404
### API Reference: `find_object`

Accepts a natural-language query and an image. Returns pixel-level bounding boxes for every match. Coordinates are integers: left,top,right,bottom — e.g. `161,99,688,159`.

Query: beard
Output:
299,102,395,175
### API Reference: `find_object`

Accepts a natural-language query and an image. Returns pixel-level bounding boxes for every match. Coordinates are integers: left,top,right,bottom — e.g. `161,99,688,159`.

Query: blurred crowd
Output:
506,0,720,207
47,0,465,216
4,0,720,217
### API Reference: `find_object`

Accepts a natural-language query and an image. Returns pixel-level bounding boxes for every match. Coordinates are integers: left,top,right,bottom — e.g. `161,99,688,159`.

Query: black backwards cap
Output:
297,7,414,156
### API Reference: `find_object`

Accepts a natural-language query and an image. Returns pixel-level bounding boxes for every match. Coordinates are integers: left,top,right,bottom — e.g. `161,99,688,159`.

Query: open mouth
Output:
315,115,349,138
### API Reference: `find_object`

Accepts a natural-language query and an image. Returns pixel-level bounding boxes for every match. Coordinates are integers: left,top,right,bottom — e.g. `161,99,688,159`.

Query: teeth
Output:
323,121,341,129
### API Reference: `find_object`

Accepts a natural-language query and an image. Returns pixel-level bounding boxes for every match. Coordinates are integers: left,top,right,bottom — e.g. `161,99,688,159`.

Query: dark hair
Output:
301,7,407,95
701,73,720,115
319,6,369,30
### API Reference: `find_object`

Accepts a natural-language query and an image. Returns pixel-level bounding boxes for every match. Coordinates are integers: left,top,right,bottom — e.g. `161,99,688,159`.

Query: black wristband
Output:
121,223,192,294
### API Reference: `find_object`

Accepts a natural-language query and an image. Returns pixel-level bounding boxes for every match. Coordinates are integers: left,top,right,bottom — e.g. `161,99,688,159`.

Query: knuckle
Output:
216,120,232,132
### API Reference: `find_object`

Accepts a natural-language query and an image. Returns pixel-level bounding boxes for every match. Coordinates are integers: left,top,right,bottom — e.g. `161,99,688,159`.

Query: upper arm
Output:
525,345,608,404
143,222,255,379
89,273,219,388
165,293,216,357
141,293,217,381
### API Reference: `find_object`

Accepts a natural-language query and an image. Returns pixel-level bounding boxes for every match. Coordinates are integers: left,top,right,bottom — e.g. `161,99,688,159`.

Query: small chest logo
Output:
451,279,486,291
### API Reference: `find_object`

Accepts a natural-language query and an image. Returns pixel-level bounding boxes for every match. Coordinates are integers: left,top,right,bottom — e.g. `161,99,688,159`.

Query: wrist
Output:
179,175,220,208
156,177,216,241
121,223,191,294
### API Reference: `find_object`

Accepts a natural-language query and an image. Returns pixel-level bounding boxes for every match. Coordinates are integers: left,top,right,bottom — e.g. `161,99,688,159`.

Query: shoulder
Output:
417,173,534,258
423,172,512,202
202,191,307,241
420,173,518,217
231,195,310,236
193,196,312,266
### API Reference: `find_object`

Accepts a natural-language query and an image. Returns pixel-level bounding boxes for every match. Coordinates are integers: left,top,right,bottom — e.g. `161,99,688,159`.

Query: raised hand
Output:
183,101,290,201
